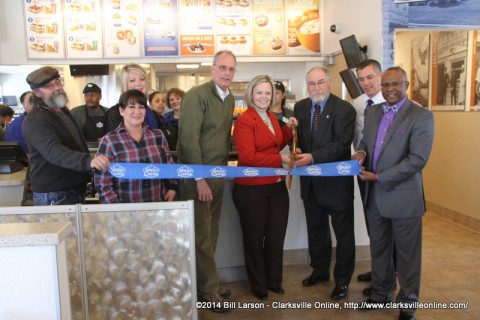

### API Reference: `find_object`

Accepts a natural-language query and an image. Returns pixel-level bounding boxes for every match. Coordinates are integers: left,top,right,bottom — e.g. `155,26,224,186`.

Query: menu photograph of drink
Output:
286,0,320,55
103,0,142,58
24,0,65,59
64,0,103,58
215,0,251,55
179,0,214,56
251,0,286,55
143,0,179,56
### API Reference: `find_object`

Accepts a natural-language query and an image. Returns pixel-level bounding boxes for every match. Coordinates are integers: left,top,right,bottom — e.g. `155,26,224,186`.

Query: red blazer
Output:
233,107,293,185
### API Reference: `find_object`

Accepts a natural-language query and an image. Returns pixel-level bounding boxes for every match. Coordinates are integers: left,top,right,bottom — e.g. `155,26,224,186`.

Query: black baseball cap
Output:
274,81,285,92
83,83,101,94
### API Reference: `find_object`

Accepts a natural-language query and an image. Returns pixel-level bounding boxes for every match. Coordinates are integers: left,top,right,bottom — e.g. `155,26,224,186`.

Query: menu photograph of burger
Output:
215,0,251,55
143,0,179,56
286,0,320,55
24,0,65,58
251,0,286,55
179,0,215,56
65,0,103,58
103,0,142,58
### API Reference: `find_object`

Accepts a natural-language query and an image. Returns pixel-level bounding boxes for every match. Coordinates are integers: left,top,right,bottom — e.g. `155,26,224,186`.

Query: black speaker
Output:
69,64,109,76
340,69,364,99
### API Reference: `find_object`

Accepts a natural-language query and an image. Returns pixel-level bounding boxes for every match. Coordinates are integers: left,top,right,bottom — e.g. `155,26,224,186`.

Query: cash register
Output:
0,142,29,174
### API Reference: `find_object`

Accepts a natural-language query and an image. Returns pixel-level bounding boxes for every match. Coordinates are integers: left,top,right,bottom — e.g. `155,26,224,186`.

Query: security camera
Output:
330,24,341,34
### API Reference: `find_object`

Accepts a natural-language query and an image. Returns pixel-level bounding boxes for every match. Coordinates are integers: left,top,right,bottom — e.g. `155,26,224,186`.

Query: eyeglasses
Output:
215,65,236,73
42,78,64,90
307,80,329,88
381,81,407,89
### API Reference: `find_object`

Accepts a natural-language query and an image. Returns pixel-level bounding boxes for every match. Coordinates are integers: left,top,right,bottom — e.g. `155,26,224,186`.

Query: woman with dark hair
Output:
149,91,166,115
162,87,185,151
95,89,177,203
232,75,297,301
270,81,294,128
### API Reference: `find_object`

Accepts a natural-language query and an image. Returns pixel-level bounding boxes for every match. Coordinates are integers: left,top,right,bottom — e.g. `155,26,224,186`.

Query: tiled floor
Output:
198,213,480,320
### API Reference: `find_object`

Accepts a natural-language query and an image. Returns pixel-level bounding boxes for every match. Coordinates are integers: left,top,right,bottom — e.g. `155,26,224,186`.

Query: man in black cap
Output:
23,66,110,205
70,83,108,141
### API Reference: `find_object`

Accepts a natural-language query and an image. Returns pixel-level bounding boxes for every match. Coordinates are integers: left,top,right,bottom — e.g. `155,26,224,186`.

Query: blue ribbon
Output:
107,160,362,180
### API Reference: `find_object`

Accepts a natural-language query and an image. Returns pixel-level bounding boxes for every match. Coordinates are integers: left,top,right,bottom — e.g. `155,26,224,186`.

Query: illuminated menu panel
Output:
103,0,142,58
24,0,65,59
64,0,103,58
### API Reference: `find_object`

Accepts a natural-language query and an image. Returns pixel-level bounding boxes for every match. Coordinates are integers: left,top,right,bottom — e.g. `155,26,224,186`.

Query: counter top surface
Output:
0,168,27,186
0,221,72,247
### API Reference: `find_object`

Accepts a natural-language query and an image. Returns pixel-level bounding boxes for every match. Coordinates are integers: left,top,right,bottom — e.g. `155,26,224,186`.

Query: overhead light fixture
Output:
176,64,199,69
201,62,212,66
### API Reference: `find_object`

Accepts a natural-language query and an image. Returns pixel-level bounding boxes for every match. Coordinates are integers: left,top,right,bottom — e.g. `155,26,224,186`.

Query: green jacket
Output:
177,80,235,165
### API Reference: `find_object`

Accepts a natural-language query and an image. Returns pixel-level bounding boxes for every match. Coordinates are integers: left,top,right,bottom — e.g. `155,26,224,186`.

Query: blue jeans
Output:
33,190,85,206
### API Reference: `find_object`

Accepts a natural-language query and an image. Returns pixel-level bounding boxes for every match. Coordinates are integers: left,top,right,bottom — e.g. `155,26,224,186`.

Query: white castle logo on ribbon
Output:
336,162,352,175
143,164,160,178
275,168,288,175
110,164,127,178
306,165,322,176
243,168,260,177
177,165,194,178
210,166,227,177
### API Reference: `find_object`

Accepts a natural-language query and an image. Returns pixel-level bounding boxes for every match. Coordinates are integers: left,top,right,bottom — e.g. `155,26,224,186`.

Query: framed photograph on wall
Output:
431,30,468,111
411,34,430,109
471,31,480,111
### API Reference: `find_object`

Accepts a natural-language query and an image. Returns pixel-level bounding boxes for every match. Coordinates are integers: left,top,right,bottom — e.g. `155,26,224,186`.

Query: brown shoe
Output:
198,292,230,313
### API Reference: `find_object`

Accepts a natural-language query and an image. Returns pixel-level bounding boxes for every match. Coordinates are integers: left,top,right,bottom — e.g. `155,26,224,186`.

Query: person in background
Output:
177,50,237,313
163,87,185,151
294,66,356,301
149,91,167,115
22,66,109,205
353,67,434,320
95,89,177,203
104,63,162,133
232,74,297,301
6,91,32,152
352,59,385,293
270,81,293,128
0,104,15,141
70,83,108,142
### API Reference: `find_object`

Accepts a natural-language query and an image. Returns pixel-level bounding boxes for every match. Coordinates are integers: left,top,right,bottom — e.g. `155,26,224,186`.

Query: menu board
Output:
252,0,286,55
215,0,251,55
143,0,179,56
24,0,65,59
179,0,215,56
286,0,320,54
64,0,103,58
103,0,142,58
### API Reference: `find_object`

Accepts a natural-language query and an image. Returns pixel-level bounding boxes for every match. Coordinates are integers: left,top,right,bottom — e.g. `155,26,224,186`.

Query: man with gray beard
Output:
23,66,110,205
293,66,356,301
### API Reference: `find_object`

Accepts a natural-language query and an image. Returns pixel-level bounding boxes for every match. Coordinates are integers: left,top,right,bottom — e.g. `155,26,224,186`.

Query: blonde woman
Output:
105,63,162,133
232,74,297,300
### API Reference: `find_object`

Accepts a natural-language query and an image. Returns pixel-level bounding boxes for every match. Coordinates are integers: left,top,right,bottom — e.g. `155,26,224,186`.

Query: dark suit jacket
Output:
358,99,434,219
294,94,356,205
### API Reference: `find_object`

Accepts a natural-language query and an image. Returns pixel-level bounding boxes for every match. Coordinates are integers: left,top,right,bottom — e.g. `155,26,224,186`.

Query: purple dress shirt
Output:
372,97,406,172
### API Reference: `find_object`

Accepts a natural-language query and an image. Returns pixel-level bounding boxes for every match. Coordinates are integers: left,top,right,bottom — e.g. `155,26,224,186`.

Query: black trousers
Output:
232,181,289,295
303,185,355,286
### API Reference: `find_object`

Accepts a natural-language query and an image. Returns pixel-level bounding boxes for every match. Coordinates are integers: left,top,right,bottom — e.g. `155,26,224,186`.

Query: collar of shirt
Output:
383,96,407,114
215,83,230,101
